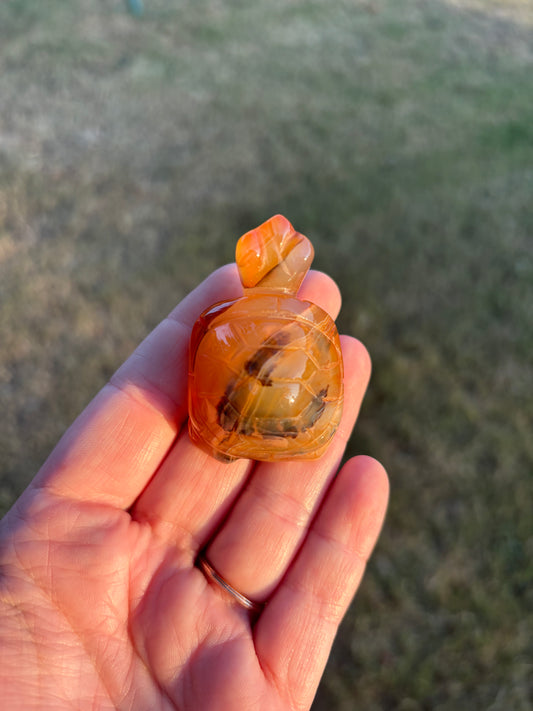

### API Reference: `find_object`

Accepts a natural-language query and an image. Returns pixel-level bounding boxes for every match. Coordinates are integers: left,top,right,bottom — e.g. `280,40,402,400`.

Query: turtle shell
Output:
188,293,343,461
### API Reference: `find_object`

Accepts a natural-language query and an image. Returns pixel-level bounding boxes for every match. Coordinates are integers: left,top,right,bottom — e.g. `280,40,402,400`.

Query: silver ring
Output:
197,552,265,615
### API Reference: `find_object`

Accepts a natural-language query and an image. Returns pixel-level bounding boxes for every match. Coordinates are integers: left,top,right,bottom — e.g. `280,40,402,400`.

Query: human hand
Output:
0,265,389,710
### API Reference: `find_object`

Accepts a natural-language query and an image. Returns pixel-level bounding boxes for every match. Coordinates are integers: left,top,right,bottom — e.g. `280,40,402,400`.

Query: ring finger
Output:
203,335,371,604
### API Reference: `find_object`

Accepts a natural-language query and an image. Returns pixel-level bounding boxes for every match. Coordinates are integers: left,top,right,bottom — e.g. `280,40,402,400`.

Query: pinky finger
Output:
254,456,389,710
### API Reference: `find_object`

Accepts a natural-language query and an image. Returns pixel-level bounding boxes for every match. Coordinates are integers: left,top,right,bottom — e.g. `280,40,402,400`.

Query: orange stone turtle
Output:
188,215,344,461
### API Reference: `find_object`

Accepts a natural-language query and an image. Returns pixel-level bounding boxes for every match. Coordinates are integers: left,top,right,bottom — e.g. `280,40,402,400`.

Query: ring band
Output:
197,552,265,615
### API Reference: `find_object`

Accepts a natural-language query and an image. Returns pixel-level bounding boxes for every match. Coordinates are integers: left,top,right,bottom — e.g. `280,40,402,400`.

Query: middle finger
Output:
131,270,342,556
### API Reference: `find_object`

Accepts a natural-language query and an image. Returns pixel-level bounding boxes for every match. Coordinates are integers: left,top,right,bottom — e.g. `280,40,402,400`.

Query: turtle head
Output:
236,215,314,294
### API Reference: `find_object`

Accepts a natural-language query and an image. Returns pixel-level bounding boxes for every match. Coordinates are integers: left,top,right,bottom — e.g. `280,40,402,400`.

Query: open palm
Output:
0,265,388,711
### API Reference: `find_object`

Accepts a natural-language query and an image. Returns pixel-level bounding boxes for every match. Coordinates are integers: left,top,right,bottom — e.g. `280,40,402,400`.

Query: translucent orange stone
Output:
188,215,344,461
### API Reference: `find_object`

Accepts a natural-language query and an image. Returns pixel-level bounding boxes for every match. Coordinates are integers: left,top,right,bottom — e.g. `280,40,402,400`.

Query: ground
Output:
0,1,532,708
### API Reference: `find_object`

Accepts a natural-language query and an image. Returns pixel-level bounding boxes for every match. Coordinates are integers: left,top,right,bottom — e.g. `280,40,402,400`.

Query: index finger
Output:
31,265,242,508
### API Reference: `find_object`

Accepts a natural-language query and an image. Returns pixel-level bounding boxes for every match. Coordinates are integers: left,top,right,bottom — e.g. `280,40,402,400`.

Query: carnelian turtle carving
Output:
188,215,344,461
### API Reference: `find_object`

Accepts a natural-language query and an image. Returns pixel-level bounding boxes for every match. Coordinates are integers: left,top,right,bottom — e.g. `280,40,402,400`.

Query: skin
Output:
0,265,389,711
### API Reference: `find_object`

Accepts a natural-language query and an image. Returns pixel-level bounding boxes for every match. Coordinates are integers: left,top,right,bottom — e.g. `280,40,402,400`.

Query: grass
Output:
1,0,532,708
